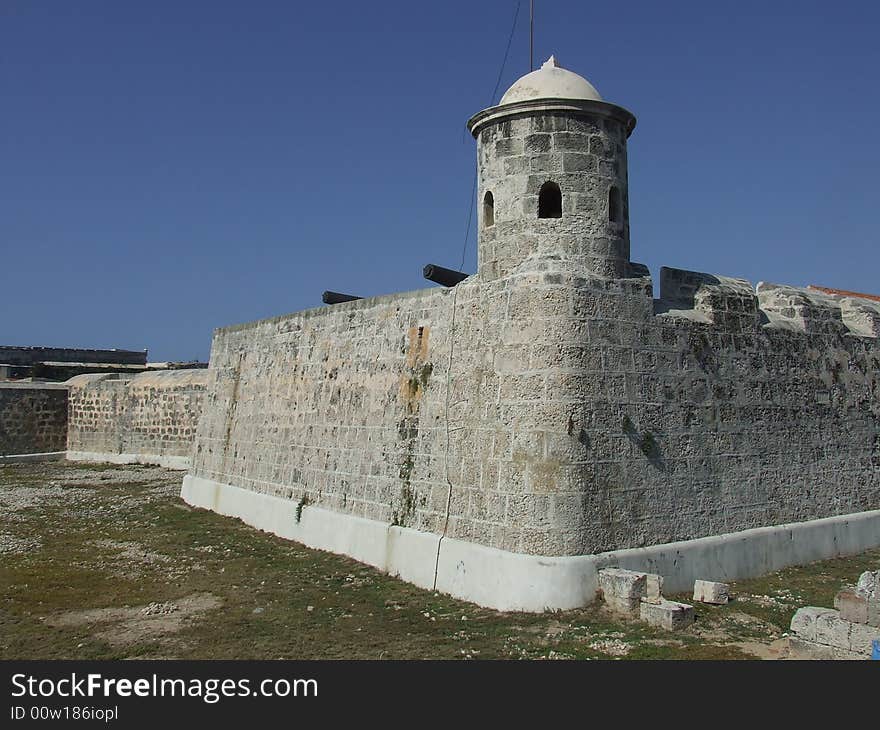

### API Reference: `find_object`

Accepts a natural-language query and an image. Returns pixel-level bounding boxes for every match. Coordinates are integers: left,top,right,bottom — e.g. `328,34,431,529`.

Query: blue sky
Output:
2,1,878,361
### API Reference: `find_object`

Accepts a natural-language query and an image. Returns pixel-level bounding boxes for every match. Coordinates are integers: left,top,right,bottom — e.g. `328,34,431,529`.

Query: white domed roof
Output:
500,55,602,105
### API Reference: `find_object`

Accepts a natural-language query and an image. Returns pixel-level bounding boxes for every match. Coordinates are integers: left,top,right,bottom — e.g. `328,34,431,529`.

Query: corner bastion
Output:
181,58,880,611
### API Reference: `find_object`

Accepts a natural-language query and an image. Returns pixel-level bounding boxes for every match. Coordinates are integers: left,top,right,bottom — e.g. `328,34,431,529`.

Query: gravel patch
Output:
0,532,41,555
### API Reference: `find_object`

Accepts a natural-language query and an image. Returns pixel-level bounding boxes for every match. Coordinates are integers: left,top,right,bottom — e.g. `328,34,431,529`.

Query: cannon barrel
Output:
322,291,362,305
423,264,469,287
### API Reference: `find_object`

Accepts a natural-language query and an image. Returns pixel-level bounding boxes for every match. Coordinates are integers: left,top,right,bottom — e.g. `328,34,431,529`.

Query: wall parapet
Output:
655,266,880,339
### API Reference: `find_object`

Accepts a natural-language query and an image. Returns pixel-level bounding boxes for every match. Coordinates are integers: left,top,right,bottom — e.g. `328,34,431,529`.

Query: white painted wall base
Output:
68,451,190,471
181,475,880,612
0,451,67,464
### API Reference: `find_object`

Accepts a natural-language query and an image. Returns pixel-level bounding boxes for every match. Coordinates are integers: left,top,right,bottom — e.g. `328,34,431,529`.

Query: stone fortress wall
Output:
182,57,880,609
67,370,207,469
2,56,873,611
0,382,69,457
188,287,455,529
184,258,880,559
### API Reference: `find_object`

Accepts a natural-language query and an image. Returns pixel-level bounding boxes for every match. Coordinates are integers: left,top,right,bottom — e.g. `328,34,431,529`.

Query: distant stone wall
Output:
0,383,68,456
67,370,207,469
0,345,146,366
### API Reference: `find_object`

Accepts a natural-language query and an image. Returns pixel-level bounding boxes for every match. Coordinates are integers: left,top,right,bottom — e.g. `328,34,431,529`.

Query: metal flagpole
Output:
529,0,534,71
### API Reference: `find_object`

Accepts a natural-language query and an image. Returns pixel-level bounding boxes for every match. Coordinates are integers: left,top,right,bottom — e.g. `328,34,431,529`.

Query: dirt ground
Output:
1,461,877,660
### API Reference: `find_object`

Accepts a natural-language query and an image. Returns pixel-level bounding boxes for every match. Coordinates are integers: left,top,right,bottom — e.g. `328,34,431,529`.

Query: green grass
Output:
1,462,878,660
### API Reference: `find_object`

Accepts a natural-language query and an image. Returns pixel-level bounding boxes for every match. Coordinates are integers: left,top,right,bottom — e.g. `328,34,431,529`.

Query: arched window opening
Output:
483,191,495,227
609,186,622,223
538,181,562,219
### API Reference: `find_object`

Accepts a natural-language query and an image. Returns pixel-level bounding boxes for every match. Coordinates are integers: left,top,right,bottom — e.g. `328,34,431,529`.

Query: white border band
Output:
181,474,880,612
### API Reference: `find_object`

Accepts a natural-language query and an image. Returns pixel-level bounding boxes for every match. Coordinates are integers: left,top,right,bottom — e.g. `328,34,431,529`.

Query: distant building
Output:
0,345,206,381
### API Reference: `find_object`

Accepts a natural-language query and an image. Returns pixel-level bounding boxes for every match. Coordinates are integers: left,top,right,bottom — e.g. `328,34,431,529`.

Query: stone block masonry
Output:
639,600,695,631
181,59,880,611
67,370,207,469
0,382,68,456
597,568,694,629
184,266,880,566
835,588,871,624
790,606,880,659
598,568,646,616
181,256,880,609
834,571,880,626
187,287,458,534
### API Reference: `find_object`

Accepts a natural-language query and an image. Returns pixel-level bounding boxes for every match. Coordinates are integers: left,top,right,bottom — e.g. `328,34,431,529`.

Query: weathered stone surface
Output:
814,610,851,649
852,571,880,627
849,624,880,657
183,62,880,579
186,256,880,561
644,573,664,604
639,599,695,631
599,568,646,615
835,588,869,624
598,568,647,598
790,605,879,657
474,108,632,281
68,370,206,466
856,570,879,599
0,383,68,456
789,606,836,643
788,636,864,661
693,579,730,605
848,621,880,655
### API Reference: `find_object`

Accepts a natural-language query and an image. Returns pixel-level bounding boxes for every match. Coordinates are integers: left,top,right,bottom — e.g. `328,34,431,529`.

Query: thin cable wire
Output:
458,173,478,271
455,1,519,259
490,1,522,106
433,1,521,590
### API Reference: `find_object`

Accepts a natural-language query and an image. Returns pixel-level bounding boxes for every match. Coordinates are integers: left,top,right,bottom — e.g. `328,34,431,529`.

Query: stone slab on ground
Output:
789,606,880,658
849,621,880,655
788,636,864,661
789,606,836,643
814,609,851,649
639,599,695,631
693,579,729,605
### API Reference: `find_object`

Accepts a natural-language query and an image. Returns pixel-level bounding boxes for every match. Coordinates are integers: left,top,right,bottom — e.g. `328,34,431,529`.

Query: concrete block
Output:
639,599,695,631
788,636,865,661
598,568,647,617
835,588,868,624
871,599,880,628
856,570,879,599
789,607,836,643
644,573,664,604
845,575,880,626
604,595,641,617
848,622,880,656
598,568,647,599
814,609,850,650
693,579,729,605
